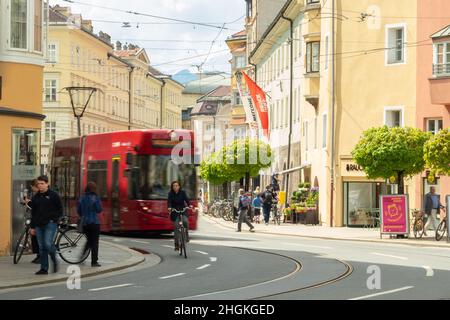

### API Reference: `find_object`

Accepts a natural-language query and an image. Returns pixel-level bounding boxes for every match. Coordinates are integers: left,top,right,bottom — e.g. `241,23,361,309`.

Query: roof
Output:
232,30,247,38
107,52,134,68
190,102,218,116
114,49,140,58
183,73,230,94
203,85,231,98
49,8,68,23
148,66,166,77
431,25,450,39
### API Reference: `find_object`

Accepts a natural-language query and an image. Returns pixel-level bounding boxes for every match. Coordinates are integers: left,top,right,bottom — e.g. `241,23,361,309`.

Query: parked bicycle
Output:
436,207,447,241
411,209,427,239
171,207,190,259
13,215,90,265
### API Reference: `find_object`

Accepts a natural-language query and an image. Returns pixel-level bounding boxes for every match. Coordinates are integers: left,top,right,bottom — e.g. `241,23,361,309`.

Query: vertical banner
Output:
380,195,409,236
236,71,258,139
242,71,270,139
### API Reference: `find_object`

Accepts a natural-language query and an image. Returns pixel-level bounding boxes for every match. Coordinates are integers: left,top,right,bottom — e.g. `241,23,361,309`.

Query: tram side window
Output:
87,161,108,199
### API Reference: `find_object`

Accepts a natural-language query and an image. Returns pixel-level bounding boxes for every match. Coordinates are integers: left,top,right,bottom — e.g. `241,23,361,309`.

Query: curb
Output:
201,214,450,248
0,240,147,290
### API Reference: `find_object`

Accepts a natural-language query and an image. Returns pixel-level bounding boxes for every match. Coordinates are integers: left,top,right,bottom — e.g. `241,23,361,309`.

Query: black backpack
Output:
262,191,273,206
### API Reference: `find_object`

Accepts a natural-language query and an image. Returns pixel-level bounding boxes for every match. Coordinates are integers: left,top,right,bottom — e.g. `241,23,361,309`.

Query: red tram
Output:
50,130,198,233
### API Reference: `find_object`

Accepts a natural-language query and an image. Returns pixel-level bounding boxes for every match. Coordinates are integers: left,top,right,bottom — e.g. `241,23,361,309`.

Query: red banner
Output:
242,72,270,139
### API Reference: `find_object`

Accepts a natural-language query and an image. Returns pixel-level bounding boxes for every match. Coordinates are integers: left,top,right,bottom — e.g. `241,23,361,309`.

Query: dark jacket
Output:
424,193,441,215
77,192,102,225
30,189,63,228
168,190,189,221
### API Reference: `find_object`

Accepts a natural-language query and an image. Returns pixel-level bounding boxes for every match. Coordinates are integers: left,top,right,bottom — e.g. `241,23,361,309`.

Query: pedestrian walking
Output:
78,181,103,267
30,175,63,275
24,179,40,264
423,186,443,236
252,193,262,224
236,189,255,233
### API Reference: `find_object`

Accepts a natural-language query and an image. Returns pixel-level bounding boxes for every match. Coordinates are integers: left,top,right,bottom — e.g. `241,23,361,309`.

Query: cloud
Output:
50,0,245,74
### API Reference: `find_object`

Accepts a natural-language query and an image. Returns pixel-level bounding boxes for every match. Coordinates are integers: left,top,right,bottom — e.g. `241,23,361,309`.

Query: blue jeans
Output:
36,222,58,271
263,206,271,223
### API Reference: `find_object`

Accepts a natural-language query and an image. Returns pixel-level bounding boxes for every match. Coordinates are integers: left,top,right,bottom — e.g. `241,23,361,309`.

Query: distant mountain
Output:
173,69,198,85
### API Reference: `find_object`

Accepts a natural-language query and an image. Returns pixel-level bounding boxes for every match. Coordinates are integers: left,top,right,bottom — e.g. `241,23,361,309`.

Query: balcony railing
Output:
433,63,450,77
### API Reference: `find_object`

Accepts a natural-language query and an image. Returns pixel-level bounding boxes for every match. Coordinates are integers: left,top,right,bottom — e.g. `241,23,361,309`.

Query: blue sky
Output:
50,0,246,75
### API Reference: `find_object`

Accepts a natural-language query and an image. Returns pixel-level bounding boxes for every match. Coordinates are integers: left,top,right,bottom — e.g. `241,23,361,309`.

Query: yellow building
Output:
42,6,132,165
248,0,419,227
0,0,46,255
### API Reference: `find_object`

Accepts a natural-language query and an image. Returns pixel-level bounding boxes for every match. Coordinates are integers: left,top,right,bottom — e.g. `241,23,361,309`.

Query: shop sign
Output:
341,160,366,177
380,195,409,236
346,164,364,172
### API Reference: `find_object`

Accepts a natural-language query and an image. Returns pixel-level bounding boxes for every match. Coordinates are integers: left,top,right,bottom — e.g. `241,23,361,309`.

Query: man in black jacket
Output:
30,175,63,275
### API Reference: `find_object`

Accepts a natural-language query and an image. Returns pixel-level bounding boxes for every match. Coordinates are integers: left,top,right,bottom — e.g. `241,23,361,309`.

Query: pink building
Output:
416,0,450,210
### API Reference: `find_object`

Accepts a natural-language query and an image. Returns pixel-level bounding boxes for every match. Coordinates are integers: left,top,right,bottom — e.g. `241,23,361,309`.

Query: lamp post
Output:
65,87,98,136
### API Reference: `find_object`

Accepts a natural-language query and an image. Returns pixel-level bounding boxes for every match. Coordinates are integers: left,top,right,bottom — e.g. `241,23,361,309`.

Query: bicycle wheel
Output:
56,228,90,264
413,219,425,239
179,228,187,259
13,229,30,264
436,220,447,241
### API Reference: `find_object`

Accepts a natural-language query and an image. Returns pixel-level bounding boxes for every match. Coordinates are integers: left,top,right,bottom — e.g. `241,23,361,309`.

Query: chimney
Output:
53,5,72,17
98,31,111,44
116,41,122,50
81,19,93,33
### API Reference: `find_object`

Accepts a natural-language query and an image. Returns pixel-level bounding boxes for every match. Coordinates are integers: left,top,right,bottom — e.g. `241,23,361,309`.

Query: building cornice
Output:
0,106,46,121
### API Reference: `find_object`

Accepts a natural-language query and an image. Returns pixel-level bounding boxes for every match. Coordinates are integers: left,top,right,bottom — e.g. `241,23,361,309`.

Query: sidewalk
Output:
0,240,151,290
201,213,450,248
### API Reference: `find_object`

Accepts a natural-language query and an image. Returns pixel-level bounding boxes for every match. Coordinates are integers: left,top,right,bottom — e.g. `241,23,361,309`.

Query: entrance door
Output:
111,157,120,231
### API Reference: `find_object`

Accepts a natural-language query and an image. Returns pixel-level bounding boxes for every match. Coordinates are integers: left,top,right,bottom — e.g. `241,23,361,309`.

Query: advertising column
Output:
380,195,409,238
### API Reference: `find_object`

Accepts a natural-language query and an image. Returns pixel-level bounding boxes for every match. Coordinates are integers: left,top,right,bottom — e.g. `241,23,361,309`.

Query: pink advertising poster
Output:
381,195,409,235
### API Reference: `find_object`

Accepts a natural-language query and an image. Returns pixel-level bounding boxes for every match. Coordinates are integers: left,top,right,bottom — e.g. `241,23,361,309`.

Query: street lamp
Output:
64,86,98,136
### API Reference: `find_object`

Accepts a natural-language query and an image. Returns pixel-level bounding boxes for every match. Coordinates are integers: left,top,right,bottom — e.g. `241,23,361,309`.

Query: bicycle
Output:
170,208,190,259
411,209,426,239
13,215,90,265
272,202,281,226
436,207,447,241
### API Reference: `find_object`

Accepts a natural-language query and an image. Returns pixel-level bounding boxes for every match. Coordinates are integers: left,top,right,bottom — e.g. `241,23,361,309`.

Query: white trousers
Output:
424,209,439,231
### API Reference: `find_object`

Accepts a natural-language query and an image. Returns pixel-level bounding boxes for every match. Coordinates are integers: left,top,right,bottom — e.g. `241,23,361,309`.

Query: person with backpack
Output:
252,192,262,224
77,181,103,267
261,185,274,225
237,189,255,233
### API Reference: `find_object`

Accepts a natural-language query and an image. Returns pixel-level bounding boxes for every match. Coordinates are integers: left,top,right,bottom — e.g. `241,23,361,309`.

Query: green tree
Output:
200,139,272,190
424,128,450,176
352,126,431,194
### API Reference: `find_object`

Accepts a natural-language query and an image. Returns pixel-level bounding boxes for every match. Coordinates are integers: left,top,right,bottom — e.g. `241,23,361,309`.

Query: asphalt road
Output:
1,215,450,300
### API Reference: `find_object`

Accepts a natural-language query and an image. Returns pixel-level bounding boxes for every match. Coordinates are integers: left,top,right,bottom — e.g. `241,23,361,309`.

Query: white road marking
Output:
162,245,174,249
159,273,186,279
196,264,211,270
349,286,414,300
423,266,434,277
195,250,209,255
88,283,133,292
281,242,333,249
210,257,217,262
30,297,54,300
131,240,149,244
112,239,122,242
370,252,408,260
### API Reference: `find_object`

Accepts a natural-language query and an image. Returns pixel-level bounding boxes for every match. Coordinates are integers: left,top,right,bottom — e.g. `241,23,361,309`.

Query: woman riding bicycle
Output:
167,181,190,251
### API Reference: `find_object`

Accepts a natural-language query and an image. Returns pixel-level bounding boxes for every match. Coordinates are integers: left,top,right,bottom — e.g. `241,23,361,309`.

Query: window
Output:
427,118,443,135
387,25,405,64
235,56,246,69
325,36,329,70
306,42,320,73
314,117,318,149
44,121,56,142
44,79,57,102
47,43,57,63
434,43,450,76
322,114,328,148
304,121,309,151
87,161,108,199
384,107,404,128
10,0,28,49
33,0,42,51
284,96,289,127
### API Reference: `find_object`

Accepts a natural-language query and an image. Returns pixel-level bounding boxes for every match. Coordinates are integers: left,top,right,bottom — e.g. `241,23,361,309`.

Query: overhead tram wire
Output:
62,0,243,30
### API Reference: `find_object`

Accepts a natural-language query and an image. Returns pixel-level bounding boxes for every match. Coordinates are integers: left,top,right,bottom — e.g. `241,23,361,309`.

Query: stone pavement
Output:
201,213,450,248
0,240,149,290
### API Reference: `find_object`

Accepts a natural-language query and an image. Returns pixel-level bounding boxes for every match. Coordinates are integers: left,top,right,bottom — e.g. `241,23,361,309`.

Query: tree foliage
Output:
424,128,450,176
352,126,431,180
200,139,272,185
